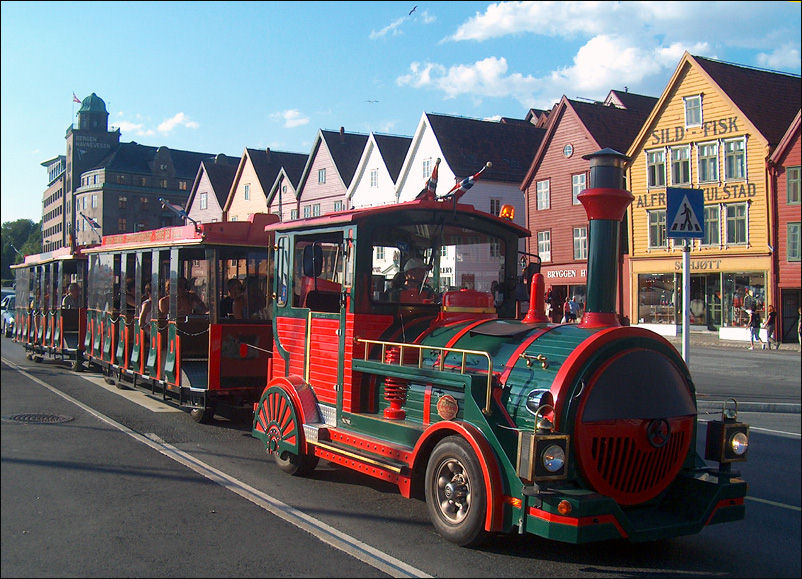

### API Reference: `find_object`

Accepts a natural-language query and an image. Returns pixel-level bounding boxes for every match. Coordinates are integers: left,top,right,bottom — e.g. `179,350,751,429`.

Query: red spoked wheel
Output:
253,386,318,476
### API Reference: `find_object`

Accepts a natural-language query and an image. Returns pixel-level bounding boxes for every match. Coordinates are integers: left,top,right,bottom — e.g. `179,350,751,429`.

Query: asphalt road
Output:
1,337,800,578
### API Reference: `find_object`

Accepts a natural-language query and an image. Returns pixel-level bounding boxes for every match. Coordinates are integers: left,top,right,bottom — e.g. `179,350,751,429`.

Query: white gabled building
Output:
348,132,412,209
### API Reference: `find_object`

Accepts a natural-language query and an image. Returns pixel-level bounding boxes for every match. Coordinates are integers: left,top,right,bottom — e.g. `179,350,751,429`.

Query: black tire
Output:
274,449,319,476
104,369,116,385
425,436,488,547
190,406,215,423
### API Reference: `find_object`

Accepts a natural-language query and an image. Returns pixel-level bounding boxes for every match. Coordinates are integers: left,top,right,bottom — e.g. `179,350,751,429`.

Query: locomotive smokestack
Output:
577,148,632,328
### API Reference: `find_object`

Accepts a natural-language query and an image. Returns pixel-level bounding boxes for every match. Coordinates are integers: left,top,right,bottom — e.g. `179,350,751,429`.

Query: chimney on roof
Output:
266,147,271,162
340,126,345,143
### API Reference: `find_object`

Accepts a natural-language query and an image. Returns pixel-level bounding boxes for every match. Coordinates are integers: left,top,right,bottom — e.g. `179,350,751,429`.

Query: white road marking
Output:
4,358,431,579
78,373,181,413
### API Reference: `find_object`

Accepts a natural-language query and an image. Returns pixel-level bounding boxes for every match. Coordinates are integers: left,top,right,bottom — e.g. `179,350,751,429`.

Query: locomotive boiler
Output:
243,148,748,546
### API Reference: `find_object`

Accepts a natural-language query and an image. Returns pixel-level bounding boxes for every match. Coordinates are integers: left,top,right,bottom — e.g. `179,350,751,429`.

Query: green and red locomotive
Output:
251,149,749,546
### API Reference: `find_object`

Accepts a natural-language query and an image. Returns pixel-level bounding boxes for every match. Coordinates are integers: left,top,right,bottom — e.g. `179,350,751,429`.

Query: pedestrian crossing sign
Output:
666,187,704,239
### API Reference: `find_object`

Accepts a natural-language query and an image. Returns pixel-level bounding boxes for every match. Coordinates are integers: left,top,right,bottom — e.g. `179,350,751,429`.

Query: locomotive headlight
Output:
730,432,749,456
542,444,566,473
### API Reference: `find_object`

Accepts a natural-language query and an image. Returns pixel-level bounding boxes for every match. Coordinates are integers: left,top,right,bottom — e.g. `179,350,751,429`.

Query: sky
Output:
1,1,800,224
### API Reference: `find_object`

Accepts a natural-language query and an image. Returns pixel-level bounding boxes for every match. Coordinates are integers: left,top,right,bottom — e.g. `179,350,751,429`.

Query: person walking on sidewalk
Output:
748,308,764,350
762,305,779,350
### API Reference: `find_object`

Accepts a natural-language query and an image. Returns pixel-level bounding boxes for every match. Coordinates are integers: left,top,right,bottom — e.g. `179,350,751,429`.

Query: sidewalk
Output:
664,331,802,352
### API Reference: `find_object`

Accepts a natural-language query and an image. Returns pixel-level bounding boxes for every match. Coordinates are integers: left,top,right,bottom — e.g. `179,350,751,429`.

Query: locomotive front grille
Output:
577,417,694,506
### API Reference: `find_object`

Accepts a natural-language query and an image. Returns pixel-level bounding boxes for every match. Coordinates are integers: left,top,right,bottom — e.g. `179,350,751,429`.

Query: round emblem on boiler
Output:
436,395,459,421
646,418,671,448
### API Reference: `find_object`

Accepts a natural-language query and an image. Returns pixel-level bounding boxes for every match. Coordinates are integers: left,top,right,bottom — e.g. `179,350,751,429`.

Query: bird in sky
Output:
365,99,379,103
408,6,417,16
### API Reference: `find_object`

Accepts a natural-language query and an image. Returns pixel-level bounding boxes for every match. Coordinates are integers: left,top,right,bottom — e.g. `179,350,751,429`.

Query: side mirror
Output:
302,244,323,277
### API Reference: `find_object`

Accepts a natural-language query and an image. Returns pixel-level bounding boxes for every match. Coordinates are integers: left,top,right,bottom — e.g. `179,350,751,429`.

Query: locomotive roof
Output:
84,213,278,253
11,245,93,268
264,198,531,237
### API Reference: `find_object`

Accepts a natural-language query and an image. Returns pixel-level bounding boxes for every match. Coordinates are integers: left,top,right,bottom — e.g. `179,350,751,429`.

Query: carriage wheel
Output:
190,405,215,423
425,436,487,547
254,386,318,476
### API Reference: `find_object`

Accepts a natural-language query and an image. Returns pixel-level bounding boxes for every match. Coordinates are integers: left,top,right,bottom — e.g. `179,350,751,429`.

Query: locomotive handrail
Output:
357,338,495,416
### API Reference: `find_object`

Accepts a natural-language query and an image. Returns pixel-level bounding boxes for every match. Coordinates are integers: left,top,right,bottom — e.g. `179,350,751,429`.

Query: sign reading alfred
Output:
666,187,704,239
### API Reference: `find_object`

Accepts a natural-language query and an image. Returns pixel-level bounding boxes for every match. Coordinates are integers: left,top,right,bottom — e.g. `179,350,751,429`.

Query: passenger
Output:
61,283,82,309
220,278,244,319
138,283,152,329
246,277,267,318
386,271,406,301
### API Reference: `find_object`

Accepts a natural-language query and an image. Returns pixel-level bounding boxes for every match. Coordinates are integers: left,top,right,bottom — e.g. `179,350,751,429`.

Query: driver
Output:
402,258,436,301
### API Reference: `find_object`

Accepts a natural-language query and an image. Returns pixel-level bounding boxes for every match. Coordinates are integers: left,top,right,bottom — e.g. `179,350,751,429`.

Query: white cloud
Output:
370,9,435,39
271,109,310,128
157,112,199,134
112,120,154,137
756,44,802,71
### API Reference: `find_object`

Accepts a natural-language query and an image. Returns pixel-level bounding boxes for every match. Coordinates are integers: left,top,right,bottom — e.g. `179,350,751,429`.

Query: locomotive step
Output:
303,423,412,472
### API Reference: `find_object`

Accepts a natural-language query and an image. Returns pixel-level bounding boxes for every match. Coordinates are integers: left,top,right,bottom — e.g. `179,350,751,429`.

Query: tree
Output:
1,219,41,283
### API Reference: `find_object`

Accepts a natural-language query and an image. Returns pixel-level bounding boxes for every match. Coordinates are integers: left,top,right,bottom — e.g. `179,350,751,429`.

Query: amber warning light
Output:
499,205,515,220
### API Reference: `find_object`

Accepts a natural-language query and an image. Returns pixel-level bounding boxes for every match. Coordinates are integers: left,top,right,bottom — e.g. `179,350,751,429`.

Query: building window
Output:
370,169,378,188
571,173,586,205
118,218,127,232
179,180,187,191
139,177,147,187
702,205,720,246
375,246,385,260
160,179,168,188
647,150,666,188
117,175,126,184
489,198,500,216
244,184,250,200
312,203,320,217
698,142,719,183
724,138,746,181
91,194,97,208
199,192,208,210
670,146,691,185
788,222,801,261
490,240,501,257
422,158,431,179
648,209,667,248
684,95,702,127
333,200,343,212
231,216,238,222
290,209,298,220
118,195,127,210
537,231,551,262
725,202,748,245
318,168,326,184
160,163,168,171
573,227,587,260
303,205,311,218
536,180,550,210
787,166,800,204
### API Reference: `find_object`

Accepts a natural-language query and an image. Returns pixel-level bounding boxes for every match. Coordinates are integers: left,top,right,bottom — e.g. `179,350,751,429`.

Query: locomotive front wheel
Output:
425,436,487,547
190,405,215,423
255,387,318,476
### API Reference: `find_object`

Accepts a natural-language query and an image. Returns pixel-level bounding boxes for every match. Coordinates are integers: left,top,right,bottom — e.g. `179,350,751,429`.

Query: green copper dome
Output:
78,93,108,114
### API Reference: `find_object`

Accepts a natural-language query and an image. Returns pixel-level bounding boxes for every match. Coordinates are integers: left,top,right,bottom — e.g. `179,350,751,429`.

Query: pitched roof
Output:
247,148,309,192
604,90,657,115
692,55,801,145
93,142,215,179
319,129,370,188
203,154,239,208
571,96,657,154
373,133,412,182
426,113,546,183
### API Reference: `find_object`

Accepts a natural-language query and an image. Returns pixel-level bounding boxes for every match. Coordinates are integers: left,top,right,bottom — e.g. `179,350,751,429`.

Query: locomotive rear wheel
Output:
190,406,215,423
255,386,318,476
425,436,487,547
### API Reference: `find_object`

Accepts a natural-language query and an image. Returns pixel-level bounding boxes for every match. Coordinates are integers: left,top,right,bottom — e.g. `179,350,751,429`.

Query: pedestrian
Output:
762,304,779,350
747,308,763,350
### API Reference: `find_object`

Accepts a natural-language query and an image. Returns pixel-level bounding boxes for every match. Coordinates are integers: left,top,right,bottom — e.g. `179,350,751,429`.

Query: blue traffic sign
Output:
666,187,704,239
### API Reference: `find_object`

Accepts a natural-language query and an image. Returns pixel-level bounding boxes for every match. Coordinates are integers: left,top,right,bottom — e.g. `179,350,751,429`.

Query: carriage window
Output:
369,223,506,303
176,249,210,318
217,249,270,321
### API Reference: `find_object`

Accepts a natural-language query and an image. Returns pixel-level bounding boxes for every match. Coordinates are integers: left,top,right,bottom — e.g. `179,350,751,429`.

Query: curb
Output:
698,401,801,414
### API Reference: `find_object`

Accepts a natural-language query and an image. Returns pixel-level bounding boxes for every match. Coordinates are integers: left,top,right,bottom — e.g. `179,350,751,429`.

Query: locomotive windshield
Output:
370,223,506,304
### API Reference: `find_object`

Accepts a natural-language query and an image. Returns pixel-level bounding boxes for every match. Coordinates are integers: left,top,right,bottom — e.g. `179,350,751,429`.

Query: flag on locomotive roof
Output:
73,92,81,104
443,161,492,201
415,157,440,200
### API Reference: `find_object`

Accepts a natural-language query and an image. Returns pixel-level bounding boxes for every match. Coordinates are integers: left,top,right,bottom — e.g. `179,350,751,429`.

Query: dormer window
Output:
684,95,702,128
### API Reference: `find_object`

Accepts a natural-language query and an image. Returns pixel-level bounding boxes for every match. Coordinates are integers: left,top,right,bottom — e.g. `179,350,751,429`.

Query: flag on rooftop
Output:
415,157,440,200
73,92,81,104
442,162,492,201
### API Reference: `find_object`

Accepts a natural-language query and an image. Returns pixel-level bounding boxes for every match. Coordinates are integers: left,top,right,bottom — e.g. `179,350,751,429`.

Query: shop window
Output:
647,150,666,188
702,206,720,246
788,167,800,204
670,146,691,185
724,138,746,181
684,95,702,127
723,273,765,328
573,227,587,260
698,142,719,183
536,180,550,210
648,209,667,248
725,202,747,245
571,173,586,205
537,231,551,262
637,273,676,325
788,222,800,262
